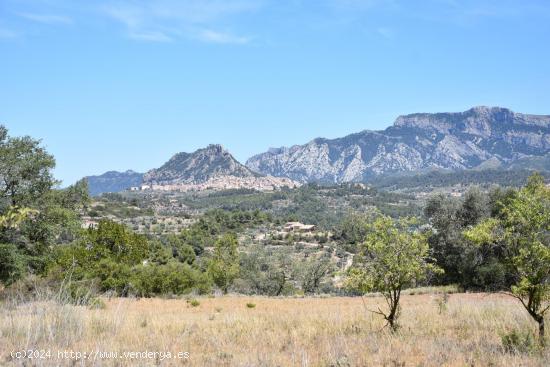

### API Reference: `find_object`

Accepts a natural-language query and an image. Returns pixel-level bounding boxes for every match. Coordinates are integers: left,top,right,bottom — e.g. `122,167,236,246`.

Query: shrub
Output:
130,262,211,297
246,303,256,309
501,330,536,354
188,299,200,307
0,243,26,286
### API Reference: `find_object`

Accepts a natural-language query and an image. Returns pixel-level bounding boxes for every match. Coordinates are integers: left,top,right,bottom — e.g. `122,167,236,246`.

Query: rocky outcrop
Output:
144,144,259,185
142,144,299,191
246,107,550,183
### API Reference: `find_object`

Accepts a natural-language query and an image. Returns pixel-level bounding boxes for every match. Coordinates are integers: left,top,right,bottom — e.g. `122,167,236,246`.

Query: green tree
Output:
0,206,36,285
208,233,240,294
0,128,56,207
84,220,149,265
334,213,373,253
148,239,173,265
0,127,85,277
301,256,332,294
346,215,441,331
424,188,511,290
165,235,196,265
238,246,294,296
465,173,550,346
51,220,150,279
0,243,25,285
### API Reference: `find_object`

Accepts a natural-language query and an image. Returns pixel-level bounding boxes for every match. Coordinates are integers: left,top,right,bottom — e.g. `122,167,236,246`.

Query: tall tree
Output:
465,173,550,346
0,127,56,207
424,187,511,290
301,256,332,295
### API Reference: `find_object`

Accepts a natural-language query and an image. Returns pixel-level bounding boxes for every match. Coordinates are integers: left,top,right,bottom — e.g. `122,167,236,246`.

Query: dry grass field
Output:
1,292,548,366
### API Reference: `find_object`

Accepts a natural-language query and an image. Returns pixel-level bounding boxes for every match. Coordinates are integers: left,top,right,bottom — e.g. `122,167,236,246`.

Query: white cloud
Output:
18,12,73,25
101,0,259,43
196,29,250,44
103,4,143,28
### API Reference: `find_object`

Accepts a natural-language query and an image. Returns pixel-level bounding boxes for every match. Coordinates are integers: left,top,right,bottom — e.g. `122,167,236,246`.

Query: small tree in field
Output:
208,233,240,294
465,173,550,346
346,215,440,331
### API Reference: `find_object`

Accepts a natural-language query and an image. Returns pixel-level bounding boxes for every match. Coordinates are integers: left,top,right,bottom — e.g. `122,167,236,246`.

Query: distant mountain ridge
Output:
85,145,297,195
246,106,550,183
85,170,143,196
84,106,550,195
143,144,259,185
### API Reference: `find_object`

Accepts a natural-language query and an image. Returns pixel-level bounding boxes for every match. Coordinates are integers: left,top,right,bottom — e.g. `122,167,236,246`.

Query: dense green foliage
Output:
208,233,240,294
372,169,550,191
424,187,517,290
0,127,89,284
0,127,56,207
237,246,295,296
48,220,211,296
464,174,550,345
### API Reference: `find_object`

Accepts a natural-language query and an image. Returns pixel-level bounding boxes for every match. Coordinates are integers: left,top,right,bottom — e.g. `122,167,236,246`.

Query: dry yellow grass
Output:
1,293,548,366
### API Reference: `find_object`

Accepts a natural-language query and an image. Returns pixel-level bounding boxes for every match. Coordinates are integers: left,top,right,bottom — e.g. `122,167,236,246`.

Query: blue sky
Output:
1,0,549,186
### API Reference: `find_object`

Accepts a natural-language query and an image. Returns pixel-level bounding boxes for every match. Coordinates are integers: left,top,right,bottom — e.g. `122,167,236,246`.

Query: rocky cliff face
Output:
246,107,550,183
85,170,143,196
144,144,259,185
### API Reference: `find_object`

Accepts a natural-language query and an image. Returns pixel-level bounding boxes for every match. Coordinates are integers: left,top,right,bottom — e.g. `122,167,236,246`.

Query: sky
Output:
1,0,550,186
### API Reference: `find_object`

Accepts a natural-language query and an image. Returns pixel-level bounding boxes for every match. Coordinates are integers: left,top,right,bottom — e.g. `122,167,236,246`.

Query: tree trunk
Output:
388,314,397,332
387,300,399,332
539,317,545,347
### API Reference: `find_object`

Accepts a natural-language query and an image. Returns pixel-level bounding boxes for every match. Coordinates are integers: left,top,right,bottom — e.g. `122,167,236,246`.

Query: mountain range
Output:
85,170,143,196
85,144,296,195
246,106,550,183
84,106,550,195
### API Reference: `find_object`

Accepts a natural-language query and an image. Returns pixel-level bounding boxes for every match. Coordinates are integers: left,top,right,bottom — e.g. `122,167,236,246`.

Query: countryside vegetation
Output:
1,125,549,366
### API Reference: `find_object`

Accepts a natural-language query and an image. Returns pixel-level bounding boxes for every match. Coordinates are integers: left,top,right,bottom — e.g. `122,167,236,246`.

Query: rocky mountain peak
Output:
247,106,550,183
203,143,226,155
144,145,258,185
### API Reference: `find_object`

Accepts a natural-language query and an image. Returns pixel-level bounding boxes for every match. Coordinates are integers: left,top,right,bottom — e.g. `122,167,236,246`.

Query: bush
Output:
501,330,536,354
0,243,26,286
129,262,211,297
246,303,256,309
93,259,132,295
188,299,200,307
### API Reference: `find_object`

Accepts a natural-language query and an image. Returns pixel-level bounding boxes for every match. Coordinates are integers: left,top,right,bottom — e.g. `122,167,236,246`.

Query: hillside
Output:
144,144,260,185
85,170,143,196
246,106,550,183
